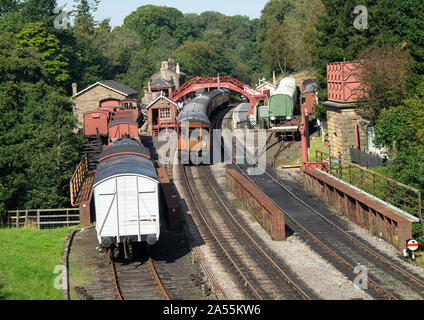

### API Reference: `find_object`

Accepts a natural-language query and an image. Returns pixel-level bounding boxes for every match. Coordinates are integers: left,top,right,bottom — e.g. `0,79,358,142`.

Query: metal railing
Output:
70,154,89,206
314,150,422,222
3,208,80,229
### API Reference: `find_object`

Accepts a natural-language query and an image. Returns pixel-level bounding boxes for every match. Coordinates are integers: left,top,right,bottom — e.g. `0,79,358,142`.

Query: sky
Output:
56,0,268,27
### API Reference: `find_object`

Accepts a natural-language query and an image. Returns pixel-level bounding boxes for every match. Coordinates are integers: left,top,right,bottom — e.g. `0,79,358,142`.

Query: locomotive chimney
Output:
72,83,77,96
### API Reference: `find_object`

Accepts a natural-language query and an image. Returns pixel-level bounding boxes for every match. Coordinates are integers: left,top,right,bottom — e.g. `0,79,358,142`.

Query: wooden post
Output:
25,209,28,227
16,210,19,228
66,209,69,227
37,210,40,230
373,174,376,196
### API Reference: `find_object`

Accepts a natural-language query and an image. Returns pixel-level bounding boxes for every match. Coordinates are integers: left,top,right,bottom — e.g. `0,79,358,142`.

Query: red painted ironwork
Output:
169,76,267,107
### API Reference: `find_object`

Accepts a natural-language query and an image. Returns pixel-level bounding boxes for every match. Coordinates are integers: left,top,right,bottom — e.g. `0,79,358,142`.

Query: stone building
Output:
72,80,138,128
143,58,186,105
324,101,369,162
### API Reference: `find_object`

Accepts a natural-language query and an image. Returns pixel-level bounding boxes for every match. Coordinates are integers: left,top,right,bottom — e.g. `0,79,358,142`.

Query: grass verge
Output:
0,227,75,300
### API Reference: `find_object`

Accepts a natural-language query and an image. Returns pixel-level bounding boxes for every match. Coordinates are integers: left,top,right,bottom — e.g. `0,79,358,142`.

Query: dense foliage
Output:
0,0,423,244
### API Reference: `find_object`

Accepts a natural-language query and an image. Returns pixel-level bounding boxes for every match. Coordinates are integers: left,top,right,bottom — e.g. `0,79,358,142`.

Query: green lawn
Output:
0,227,75,300
308,135,329,162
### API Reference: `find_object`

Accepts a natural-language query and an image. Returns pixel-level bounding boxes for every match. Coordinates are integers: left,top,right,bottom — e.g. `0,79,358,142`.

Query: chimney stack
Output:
272,71,276,86
148,81,151,92
176,63,180,75
72,83,77,96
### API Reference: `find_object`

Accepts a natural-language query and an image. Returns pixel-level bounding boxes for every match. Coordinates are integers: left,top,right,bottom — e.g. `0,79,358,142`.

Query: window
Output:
301,97,306,104
160,108,171,119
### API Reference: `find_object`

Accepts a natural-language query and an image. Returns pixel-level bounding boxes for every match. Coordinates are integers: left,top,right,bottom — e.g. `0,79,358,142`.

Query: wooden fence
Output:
2,208,80,229
70,154,89,207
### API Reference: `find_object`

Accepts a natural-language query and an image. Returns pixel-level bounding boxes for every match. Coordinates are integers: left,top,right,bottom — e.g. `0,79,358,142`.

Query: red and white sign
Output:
407,239,419,251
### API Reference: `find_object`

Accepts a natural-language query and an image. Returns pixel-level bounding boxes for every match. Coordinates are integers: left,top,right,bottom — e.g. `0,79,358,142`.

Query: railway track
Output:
108,246,170,300
180,163,313,300
219,109,424,300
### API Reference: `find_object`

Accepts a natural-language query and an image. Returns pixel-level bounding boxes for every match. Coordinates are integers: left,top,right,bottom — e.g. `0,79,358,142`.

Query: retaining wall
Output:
226,169,285,241
304,169,419,249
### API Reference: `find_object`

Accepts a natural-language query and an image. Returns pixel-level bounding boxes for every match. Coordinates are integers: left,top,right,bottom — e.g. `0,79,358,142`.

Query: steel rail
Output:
216,110,418,300
182,165,263,300
268,153,424,289
147,257,171,300
108,247,170,300
200,166,312,300
108,248,124,300
229,136,399,300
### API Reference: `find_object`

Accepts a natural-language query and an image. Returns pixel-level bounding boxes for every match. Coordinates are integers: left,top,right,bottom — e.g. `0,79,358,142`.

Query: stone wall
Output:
72,85,133,128
327,106,369,162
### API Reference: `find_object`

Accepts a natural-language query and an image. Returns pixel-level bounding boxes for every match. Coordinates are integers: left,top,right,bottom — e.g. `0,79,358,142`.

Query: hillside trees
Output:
174,41,221,79
314,0,424,121
123,5,193,51
16,22,71,88
258,0,324,77
0,33,82,215
356,45,411,122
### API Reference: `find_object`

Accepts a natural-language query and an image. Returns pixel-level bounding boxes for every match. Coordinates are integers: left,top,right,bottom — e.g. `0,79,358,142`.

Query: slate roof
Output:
145,77,174,90
98,80,138,96
73,80,138,98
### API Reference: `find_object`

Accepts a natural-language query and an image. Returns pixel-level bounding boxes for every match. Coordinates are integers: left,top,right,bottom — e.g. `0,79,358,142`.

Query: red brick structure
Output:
300,84,317,115
146,94,180,136
327,61,365,103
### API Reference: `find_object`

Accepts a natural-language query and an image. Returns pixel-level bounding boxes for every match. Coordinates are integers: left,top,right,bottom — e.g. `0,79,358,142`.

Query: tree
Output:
118,51,156,98
0,0,57,33
356,45,411,122
16,22,70,87
0,33,82,216
174,41,221,78
262,24,290,73
123,5,187,51
256,0,295,45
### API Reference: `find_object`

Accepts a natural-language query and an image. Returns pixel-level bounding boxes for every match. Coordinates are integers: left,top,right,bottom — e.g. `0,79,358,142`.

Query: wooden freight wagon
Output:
83,110,110,138
108,119,139,146
99,98,120,113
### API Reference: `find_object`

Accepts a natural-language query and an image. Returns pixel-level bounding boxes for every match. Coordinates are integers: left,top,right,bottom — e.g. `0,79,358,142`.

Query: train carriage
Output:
176,89,229,163
93,140,160,248
268,77,297,124
99,98,120,113
108,119,140,146
83,110,110,138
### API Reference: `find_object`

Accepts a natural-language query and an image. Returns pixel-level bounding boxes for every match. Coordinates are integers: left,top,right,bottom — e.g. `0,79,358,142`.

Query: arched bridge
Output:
169,76,268,106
